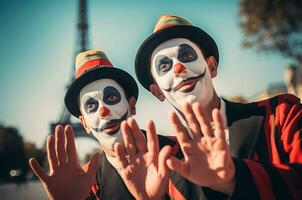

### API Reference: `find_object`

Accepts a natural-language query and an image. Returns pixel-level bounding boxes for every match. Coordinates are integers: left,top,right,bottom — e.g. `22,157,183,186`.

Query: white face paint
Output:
79,79,131,151
151,38,214,110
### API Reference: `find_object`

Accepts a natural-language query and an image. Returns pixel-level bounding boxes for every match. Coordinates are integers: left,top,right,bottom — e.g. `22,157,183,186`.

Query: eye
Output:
178,44,198,63
107,94,118,103
103,86,122,105
155,56,173,76
85,102,98,113
181,52,195,62
184,53,193,60
159,63,171,72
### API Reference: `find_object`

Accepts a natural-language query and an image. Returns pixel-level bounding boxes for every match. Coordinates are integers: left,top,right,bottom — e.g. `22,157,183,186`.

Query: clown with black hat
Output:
122,15,235,198
131,14,302,199
29,49,195,200
29,50,142,199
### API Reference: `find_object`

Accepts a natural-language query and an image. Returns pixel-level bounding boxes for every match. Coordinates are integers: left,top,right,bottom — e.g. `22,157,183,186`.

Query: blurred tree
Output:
24,141,46,180
239,0,302,64
24,142,44,162
0,124,27,183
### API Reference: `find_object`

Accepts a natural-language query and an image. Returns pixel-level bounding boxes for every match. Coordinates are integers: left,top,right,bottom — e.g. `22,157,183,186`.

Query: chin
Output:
185,94,211,106
185,95,198,104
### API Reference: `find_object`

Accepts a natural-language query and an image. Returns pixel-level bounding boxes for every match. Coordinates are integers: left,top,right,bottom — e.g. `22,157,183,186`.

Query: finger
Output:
55,125,67,165
169,111,190,143
166,156,189,178
65,125,78,163
29,158,48,182
182,102,202,138
46,135,58,171
86,153,101,180
114,143,128,168
121,120,137,156
158,145,172,178
212,109,226,139
192,102,214,137
146,120,159,163
127,117,147,153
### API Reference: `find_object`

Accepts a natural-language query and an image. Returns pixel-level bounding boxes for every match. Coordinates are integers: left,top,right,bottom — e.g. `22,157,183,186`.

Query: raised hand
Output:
29,125,101,200
114,117,171,200
167,102,235,195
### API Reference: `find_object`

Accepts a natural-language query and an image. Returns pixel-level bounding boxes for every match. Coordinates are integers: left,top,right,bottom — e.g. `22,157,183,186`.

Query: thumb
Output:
166,156,189,178
85,153,101,179
158,145,172,178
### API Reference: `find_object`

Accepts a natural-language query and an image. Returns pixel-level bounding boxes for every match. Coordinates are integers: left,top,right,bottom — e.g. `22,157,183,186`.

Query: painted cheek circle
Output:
103,86,121,105
84,97,99,114
177,44,198,63
155,55,173,76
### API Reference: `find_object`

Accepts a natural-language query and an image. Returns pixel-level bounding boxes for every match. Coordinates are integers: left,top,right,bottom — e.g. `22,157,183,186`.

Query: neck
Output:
204,90,220,121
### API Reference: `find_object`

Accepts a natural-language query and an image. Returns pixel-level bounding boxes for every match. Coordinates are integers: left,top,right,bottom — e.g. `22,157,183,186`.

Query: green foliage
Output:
239,0,302,63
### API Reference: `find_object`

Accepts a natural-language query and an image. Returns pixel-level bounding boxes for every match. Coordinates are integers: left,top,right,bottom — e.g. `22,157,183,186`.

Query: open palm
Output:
29,125,100,200
167,103,235,193
114,118,171,200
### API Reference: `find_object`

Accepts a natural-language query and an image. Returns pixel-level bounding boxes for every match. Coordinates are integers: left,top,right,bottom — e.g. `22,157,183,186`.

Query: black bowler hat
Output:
65,50,138,118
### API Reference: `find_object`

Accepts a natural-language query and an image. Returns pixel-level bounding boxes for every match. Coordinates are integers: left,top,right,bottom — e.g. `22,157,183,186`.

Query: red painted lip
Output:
163,69,206,93
103,123,120,135
175,79,199,92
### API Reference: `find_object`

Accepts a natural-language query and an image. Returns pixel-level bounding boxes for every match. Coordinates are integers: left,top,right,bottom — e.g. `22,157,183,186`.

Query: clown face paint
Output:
151,38,215,110
79,79,131,151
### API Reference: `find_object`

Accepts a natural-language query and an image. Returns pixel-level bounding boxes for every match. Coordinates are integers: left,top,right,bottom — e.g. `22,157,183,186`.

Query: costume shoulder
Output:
226,94,302,200
256,93,301,111
256,93,302,135
224,94,301,126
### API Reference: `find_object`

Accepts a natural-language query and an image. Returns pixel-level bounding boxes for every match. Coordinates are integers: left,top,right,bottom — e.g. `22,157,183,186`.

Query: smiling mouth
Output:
174,78,199,93
162,69,206,93
102,123,121,135
92,111,128,136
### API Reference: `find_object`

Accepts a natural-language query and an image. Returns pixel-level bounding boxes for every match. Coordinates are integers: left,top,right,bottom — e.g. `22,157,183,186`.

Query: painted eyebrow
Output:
155,55,166,65
103,86,120,95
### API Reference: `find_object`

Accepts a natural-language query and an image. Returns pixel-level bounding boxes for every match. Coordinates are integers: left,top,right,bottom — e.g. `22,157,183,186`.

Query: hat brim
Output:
135,25,219,91
64,67,139,118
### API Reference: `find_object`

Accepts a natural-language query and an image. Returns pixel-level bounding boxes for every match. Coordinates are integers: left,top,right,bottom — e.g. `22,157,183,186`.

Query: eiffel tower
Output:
49,0,95,140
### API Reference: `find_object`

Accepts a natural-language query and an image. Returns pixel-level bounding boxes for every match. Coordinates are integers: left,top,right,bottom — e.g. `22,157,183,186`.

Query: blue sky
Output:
0,0,293,156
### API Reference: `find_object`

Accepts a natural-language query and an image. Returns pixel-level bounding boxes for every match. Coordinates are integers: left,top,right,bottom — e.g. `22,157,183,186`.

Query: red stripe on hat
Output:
157,23,177,31
76,59,112,77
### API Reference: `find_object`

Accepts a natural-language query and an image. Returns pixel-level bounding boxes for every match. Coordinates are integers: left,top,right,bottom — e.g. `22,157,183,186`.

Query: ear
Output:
206,56,218,78
79,115,91,134
150,84,165,102
128,96,136,115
